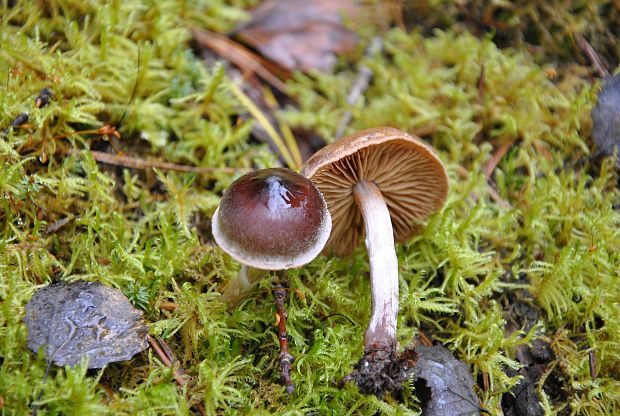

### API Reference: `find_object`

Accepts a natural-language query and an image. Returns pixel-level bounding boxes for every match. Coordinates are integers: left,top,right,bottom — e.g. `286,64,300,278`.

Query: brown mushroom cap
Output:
212,168,332,270
301,127,449,256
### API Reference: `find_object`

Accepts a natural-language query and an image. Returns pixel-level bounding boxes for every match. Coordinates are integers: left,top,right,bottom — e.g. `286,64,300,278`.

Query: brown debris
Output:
340,347,413,398
233,0,360,72
69,149,246,176
192,28,289,93
273,282,295,394
147,335,206,416
484,139,517,179
575,35,609,79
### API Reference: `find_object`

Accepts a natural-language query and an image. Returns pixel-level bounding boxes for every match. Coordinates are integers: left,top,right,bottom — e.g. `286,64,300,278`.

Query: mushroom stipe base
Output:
341,347,415,398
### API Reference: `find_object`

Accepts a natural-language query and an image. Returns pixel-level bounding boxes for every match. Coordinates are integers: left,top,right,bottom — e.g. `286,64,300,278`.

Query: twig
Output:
158,301,179,311
69,149,247,175
116,47,141,127
273,282,295,394
147,335,185,386
575,35,609,78
589,350,598,379
417,330,433,347
192,28,289,94
147,335,206,416
473,65,486,143
483,139,517,210
261,87,303,166
335,37,383,139
44,215,75,234
320,313,356,326
484,139,516,179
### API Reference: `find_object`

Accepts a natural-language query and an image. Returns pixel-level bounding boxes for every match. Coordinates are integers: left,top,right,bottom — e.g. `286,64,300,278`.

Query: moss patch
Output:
1,1,619,415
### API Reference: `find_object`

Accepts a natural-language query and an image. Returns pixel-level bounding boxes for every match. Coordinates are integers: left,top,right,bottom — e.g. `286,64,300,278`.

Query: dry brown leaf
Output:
234,0,360,72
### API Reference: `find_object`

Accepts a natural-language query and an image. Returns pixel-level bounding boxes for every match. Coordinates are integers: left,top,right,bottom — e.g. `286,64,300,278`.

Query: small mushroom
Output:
302,127,448,395
212,167,332,301
212,168,331,393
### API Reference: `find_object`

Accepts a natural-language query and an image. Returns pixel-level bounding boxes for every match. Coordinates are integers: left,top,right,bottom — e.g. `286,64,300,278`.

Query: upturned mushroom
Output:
301,127,448,395
213,168,332,301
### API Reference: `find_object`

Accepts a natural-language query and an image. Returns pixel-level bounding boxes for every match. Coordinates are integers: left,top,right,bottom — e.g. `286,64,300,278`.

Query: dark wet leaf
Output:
412,345,480,416
592,73,620,166
501,301,548,416
234,0,359,72
502,366,544,416
24,281,149,368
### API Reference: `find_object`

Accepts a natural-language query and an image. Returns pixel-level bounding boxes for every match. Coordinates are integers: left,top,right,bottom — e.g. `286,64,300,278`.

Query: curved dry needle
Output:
146,335,206,416
32,316,78,416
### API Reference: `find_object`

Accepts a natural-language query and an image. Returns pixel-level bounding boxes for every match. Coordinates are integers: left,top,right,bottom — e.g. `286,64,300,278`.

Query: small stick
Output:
273,283,295,394
147,335,206,416
575,35,609,78
147,335,186,387
484,138,516,179
158,301,179,311
482,371,489,392
44,216,74,234
335,37,383,139
192,28,289,94
589,350,598,379
417,330,433,347
483,139,516,210
410,124,437,137
69,149,247,175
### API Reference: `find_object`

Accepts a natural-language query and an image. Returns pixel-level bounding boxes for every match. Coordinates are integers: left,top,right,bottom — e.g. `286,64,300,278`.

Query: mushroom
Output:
301,127,448,394
212,167,332,393
213,168,332,301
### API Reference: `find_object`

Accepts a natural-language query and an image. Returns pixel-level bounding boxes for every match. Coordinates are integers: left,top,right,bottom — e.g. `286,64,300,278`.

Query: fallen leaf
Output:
502,366,545,416
234,0,359,72
501,298,549,416
24,281,149,368
592,73,620,166
412,345,480,416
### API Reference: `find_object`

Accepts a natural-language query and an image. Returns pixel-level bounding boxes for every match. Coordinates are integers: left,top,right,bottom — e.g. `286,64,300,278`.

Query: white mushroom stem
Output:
353,180,399,352
220,265,267,304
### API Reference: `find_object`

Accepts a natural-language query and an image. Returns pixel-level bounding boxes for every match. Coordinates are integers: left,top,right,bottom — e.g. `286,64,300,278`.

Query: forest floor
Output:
1,1,619,415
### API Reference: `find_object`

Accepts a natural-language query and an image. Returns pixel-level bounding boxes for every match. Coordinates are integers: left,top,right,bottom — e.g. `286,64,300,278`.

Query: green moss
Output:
2,1,620,415
403,0,620,67
283,27,620,415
